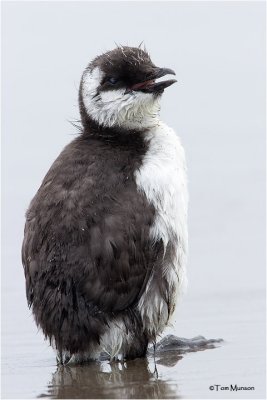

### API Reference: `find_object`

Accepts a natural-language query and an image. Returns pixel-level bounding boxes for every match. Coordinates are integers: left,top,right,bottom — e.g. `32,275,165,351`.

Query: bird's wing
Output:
79,193,164,313
22,138,163,314
22,190,161,314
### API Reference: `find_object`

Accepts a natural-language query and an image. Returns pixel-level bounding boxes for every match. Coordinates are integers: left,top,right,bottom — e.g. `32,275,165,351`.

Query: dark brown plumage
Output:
22,129,164,354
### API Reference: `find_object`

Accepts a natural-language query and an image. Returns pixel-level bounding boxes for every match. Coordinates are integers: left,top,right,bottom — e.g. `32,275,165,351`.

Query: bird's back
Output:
22,132,163,357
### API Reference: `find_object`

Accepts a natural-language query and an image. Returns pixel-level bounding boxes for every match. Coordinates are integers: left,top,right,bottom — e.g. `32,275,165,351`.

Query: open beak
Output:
130,67,177,93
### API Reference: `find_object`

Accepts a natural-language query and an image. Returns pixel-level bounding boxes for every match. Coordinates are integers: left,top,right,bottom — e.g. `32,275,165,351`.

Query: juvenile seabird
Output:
22,45,188,364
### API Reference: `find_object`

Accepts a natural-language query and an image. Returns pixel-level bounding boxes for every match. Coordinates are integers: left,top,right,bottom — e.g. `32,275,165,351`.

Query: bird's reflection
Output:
39,335,222,399
40,358,179,399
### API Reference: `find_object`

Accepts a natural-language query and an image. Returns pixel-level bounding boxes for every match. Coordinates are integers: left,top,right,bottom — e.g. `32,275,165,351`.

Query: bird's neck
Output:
82,109,160,133
119,113,160,130
80,115,152,143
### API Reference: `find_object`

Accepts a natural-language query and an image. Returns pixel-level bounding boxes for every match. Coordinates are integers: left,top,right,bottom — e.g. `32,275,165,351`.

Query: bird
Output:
22,45,188,365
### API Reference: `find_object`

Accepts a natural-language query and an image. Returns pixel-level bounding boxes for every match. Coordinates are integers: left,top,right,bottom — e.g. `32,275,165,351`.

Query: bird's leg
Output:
152,340,158,379
56,349,63,365
56,350,71,365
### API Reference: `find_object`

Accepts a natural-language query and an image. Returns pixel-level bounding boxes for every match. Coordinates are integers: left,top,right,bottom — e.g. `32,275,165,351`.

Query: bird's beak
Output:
130,67,177,93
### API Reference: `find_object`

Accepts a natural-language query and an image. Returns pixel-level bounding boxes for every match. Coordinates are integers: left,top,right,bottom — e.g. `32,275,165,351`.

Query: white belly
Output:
135,121,188,336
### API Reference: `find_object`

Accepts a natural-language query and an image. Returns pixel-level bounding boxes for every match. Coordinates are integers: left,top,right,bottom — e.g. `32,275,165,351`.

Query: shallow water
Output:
2,285,265,399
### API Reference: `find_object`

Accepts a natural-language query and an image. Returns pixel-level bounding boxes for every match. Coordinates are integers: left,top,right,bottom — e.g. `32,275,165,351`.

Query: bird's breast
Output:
135,121,188,335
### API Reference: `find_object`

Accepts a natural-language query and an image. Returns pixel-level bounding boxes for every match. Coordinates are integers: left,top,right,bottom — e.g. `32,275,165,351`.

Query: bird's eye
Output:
107,77,119,85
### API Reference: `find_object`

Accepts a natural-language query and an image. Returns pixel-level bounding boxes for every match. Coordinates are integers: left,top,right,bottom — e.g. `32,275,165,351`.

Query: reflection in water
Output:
39,336,222,399
41,358,179,399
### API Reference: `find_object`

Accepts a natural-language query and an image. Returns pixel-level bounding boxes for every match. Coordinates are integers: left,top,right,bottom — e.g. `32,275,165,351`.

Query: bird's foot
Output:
147,334,223,367
56,351,72,366
150,334,223,354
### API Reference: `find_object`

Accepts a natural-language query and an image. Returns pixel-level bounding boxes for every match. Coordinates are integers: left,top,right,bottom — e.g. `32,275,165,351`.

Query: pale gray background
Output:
2,1,266,399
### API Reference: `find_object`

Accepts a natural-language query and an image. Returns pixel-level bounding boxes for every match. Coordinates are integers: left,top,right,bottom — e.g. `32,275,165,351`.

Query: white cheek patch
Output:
82,67,160,129
82,66,104,98
100,89,127,103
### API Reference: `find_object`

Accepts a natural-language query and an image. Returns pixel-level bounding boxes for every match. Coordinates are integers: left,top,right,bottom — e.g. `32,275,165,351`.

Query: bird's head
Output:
79,46,176,130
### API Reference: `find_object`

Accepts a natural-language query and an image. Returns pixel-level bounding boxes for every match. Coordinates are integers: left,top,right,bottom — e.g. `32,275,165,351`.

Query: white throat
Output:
82,67,161,130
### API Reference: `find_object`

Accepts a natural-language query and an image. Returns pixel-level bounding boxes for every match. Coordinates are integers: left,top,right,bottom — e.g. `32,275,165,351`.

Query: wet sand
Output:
2,284,265,399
